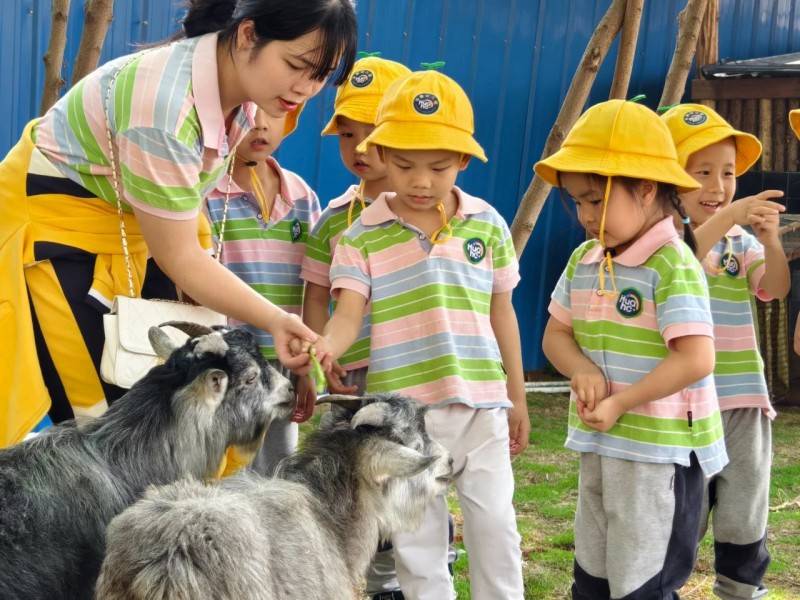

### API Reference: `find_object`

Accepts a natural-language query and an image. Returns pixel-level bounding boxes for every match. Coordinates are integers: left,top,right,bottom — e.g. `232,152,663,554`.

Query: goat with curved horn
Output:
159,321,216,338
315,394,365,412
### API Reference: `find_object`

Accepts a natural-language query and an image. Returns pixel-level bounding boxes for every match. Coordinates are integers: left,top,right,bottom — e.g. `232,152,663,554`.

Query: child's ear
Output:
638,179,658,206
459,154,471,171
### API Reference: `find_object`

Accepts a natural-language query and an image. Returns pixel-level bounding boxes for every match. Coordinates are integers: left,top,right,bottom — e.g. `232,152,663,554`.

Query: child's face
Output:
383,148,468,211
337,116,387,182
238,111,287,163
561,172,658,250
678,138,737,226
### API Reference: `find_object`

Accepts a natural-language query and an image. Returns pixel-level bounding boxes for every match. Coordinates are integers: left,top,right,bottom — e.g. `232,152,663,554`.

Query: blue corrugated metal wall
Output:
3,0,800,370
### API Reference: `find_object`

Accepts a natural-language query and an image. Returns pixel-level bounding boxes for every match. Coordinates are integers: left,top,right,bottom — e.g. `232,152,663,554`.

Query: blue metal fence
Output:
3,0,800,370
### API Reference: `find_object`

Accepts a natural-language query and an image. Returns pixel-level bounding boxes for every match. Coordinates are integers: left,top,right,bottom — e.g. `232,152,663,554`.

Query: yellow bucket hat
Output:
356,69,488,162
535,99,699,191
660,103,761,176
322,55,412,135
790,109,800,139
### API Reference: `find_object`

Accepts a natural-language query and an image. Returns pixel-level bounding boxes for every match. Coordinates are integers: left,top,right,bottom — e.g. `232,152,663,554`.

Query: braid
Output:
669,189,697,253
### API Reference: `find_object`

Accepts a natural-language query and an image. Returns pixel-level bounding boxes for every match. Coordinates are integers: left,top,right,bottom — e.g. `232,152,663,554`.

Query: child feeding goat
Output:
0,323,293,600
96,394,453,600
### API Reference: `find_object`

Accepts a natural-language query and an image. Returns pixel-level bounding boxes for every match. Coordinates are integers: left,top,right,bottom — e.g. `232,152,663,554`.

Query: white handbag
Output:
98,53,232,389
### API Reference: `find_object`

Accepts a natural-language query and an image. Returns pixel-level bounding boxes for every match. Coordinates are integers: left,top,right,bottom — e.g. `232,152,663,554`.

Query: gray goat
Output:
0,323,293,600
96,394,453,600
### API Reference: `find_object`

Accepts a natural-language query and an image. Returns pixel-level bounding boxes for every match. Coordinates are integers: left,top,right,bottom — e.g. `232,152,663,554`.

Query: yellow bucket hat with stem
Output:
357,65,487,244
790,109,800,139
660,103,762,176
321,53,412,135
535,97,700,295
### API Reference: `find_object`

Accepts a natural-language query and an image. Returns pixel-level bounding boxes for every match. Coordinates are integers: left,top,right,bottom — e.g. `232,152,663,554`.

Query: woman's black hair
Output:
556,173,698,253
177,0,357,85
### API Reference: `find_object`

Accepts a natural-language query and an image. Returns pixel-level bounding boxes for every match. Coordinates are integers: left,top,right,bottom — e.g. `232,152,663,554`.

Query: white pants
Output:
392,405,524,600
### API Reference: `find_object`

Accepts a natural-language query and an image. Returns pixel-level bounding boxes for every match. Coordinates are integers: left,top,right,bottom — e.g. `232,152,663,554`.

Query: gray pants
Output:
700,408,772,600
250,361,298,477
573,452,704,599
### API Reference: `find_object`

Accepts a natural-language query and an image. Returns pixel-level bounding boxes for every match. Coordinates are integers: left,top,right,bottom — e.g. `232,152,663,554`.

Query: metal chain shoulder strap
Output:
101,51,234,298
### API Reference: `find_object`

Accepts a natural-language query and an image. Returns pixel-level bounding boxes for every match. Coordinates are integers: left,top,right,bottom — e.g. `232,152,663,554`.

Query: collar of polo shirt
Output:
579,216,681,267
360,186,492,226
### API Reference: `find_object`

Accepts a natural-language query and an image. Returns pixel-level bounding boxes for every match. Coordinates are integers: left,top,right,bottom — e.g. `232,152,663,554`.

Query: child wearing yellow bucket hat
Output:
538,98,728,599
312,68,527,599
300,53,413,599
663,103,790,600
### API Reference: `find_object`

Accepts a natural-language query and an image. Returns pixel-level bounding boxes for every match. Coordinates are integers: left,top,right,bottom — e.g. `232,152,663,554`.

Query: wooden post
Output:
695,0,718,74
659,0,709,108
71,0,114,86
729,99,743,130
40,0,71,114
759,98,773,171
510,0,626,256
774,98,786,173
609,0,644,100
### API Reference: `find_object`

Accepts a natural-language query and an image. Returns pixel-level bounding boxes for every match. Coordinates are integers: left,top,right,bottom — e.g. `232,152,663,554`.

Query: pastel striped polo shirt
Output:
206,157,321,359
34,32,255,220
702,225,775,418
300,185,371,369
549,217,727,476
330,187,520,407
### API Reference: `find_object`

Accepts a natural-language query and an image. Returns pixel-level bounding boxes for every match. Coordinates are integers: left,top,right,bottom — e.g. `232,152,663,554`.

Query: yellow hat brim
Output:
283,102,305,137
535,144,701,192
790,109,800,140
676,126,762,176
357,120,488,162
321,100,381,136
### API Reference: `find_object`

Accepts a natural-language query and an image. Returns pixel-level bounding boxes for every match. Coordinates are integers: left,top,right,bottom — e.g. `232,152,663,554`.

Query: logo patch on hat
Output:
720,252,740,277
290,218,303,243
464,238,486,264
413,93,440,115
350,70,374,88
616,288,643,318
683,111,708,126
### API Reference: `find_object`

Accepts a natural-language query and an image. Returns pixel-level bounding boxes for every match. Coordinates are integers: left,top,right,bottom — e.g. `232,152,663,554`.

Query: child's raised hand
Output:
579,395,625,432
325,361,359,394
751,206,782,247
729,190,785,228
570,365,609,413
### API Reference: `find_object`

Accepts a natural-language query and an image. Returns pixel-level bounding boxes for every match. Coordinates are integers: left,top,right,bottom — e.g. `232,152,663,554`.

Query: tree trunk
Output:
40,0,71,114
659,0,709,108
510,0,627,256
695,0,718,75
609,0,644,100
71,0,114,86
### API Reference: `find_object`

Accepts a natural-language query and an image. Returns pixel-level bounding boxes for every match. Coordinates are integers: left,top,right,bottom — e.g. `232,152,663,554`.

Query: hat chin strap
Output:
347,180,368,227
431,201,453,244
598,176,618,296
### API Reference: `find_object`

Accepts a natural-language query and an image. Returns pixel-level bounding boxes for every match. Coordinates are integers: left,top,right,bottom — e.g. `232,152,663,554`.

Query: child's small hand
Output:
571,365,609,413
325,361,359,394
751,207,782,247
290,375,317,423
579,395,625,432
730,190,785,228
507,401,531,457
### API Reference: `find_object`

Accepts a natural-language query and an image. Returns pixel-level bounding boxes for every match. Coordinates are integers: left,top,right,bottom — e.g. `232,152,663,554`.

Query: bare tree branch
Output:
609,0,644,100
510,0,627,256
40,0,71,114
659,0,709,108
71,0,114,86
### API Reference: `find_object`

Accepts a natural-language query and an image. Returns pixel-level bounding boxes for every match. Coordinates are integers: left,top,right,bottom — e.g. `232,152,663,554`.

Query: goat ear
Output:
201,369,228,406
350,402,390,429
149,326,178,360
369,441,437,483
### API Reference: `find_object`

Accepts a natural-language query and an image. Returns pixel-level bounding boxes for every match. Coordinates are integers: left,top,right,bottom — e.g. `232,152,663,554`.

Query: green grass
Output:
303,394,800,598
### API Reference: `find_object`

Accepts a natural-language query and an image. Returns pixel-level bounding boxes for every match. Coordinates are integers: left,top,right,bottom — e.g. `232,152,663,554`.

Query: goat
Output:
96,394,453,600
0,323,293,600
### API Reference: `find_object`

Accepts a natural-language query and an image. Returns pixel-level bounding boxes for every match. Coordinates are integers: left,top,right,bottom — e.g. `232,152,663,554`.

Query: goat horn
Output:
159,321,214,338
315,394,364,411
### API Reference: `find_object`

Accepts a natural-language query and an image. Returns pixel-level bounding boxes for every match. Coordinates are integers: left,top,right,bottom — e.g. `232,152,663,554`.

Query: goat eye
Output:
246,372,258,385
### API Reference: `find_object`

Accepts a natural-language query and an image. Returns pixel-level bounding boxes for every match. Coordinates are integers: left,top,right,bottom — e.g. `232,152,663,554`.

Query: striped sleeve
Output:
548,251,579,327
330,235,371,300
301,213,335,287
653,246,714,344
741,233,771,301
117,127,206,219
491,217,521,293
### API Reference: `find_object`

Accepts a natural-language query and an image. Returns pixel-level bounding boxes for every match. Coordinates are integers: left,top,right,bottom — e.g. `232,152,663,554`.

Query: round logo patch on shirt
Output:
720,252,740,277
464,237,486,264
413,93,440,115
350,70,374,88
290,218,303,243
683,110,708,126
616,287,643,318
